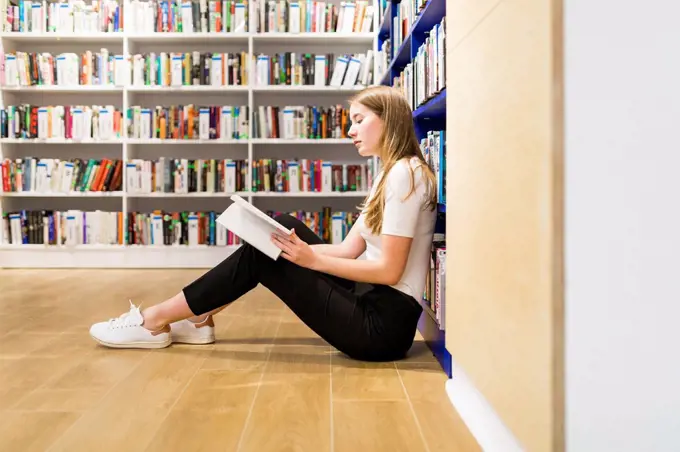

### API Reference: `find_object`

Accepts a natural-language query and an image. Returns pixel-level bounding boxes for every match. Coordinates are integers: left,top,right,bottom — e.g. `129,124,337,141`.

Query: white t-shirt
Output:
355,157,436,299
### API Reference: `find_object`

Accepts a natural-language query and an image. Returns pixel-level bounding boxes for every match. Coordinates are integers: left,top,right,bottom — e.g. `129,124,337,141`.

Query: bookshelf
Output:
378,0,448,377
0,0,381,268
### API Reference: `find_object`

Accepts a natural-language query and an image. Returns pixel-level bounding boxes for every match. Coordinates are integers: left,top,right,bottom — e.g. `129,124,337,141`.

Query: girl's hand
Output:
271,229,318,269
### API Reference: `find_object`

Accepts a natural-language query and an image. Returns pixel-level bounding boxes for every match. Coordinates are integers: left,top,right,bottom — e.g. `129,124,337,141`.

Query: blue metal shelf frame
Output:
379,0,446,86
378,1,391,44
380,0,450,377
413,87,446,142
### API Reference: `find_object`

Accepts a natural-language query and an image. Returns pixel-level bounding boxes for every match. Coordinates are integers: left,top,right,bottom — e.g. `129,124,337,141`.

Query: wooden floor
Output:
0,269,479,452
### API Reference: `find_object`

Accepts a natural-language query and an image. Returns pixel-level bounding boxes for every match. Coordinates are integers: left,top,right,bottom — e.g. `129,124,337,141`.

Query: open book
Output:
215,195,292,260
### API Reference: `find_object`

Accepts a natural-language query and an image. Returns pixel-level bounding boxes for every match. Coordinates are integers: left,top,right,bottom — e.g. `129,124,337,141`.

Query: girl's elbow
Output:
377,257,406,285
383,268,404,285
385,275,401,286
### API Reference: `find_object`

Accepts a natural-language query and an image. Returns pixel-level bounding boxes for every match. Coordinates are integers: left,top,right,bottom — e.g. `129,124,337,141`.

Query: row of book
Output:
0,104,238,140
4,0,123,33
1,208,360,246
254,0,373,34
130,51,248,87
0,105,123,141
278,209,359,245
126,158,374,193
0,137,357,143
390,0,423,61
127,0,248,34
2,49,123,87
252,104,351,140
375,39,390,82
423,242,446,330
249,159,374,193
254,51,373,88
0,104,361,140
130,51,373,87
394,17,446,111
420,129,446,204
127,158,249,194
1,157,376,194
127,104,248,140
1,158,124,193
1,50,375,88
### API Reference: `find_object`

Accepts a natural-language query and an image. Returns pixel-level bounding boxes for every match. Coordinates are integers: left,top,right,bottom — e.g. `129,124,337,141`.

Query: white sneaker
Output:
170,316,215,345
89,300,171,349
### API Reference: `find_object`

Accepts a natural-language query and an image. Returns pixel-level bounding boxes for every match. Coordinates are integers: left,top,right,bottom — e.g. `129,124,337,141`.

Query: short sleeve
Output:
381,161,425,237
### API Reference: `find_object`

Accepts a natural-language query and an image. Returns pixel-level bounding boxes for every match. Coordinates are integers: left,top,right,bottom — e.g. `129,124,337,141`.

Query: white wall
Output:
565,1,680,451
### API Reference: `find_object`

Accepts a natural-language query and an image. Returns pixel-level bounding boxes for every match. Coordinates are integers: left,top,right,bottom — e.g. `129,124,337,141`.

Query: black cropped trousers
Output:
182,214,423,362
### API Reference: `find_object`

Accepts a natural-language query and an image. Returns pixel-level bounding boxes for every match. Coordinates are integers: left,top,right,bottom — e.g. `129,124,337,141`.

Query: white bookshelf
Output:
0,31,126,43
0,31,374,44
0,243,242,268
0,0,381,268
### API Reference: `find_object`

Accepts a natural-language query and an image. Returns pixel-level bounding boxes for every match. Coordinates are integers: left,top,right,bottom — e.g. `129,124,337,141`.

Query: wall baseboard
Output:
445,361,525,452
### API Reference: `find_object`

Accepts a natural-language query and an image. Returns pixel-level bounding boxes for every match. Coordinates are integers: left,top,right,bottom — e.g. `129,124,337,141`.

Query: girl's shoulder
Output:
387,157,429,187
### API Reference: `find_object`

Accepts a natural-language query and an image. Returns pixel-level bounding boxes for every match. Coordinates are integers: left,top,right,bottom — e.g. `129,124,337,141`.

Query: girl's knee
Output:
274,214,298,229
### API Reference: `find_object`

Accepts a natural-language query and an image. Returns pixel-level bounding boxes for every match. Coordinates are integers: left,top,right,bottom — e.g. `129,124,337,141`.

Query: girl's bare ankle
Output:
141,309,166,332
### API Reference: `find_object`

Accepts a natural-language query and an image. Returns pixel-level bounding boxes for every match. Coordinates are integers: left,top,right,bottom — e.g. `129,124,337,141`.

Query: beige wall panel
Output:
445,0,563,451
446,0,502,49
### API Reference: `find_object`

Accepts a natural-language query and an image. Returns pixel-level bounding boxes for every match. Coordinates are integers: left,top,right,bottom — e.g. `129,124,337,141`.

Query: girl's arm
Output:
309,225,366,259
274,160,427,285
272,229,412,286
310,234,412,286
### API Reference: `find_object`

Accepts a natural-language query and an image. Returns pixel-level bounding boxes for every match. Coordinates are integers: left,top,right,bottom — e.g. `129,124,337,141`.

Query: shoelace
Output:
107,300,142,329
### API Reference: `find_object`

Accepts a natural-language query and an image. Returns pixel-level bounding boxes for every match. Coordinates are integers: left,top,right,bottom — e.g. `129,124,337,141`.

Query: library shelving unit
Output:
378,0,448,376
0,0,382,268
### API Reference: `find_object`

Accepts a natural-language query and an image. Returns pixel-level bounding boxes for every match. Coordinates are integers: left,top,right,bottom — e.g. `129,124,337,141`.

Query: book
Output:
216,195,292,260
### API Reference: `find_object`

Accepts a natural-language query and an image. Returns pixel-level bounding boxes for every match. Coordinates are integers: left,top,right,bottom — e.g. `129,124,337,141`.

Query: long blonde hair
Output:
350,86,437,235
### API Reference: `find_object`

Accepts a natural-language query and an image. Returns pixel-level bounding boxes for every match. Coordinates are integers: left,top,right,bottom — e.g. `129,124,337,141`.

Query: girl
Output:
90,85,439,362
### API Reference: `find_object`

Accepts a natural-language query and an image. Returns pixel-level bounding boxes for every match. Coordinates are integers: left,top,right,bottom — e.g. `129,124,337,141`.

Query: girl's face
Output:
348,102,384,158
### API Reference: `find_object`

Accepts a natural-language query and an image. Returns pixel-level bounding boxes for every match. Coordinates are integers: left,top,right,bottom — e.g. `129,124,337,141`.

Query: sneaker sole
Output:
91,334,172,349
171,335,215,345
